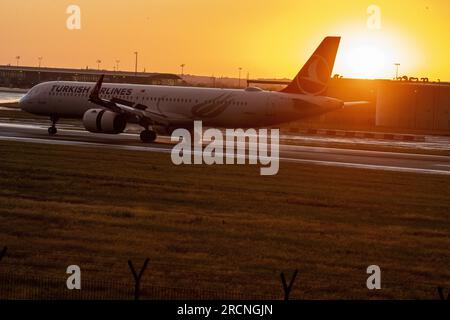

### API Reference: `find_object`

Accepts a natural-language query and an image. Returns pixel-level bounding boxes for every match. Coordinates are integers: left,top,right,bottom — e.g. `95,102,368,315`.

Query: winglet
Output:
89,75,104,102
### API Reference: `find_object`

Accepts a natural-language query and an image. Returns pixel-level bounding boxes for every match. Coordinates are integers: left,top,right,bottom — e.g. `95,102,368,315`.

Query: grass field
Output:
0,140,449,299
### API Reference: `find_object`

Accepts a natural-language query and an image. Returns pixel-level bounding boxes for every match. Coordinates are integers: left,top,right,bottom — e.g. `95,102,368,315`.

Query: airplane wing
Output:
88,75,191,127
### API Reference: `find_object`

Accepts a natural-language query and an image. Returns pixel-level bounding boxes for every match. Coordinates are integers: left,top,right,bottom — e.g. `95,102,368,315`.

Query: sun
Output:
344,45,387,79
332,30,408,80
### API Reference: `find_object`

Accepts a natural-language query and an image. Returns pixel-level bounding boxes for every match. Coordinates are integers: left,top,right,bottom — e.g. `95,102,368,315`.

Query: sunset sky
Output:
1,0,449,80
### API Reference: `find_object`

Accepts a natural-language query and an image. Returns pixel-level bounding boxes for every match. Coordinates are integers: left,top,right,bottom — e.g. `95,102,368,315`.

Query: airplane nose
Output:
18,93,29,111
19,91,36,113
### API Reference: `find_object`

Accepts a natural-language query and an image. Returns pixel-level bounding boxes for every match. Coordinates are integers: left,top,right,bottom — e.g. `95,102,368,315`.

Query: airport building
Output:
0,65,183,89
376,81,450,132
251,78,450,134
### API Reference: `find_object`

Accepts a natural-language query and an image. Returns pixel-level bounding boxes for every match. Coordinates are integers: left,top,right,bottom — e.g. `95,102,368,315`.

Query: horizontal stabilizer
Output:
343,101,371,107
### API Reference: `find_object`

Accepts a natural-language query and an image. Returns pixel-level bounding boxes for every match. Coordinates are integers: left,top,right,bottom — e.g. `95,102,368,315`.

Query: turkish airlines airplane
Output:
19,36,359,143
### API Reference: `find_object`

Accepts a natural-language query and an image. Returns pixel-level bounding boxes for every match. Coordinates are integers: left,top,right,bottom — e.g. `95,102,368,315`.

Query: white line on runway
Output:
435,164,450,168
0,135,172,154
280,157,450,176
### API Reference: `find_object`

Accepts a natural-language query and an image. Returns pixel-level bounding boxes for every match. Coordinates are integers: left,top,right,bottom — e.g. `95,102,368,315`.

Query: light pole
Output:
37,57,43,83
180,64,185,77
394,63,400,79
96,59,102,70
134,52,138,76
116,59,120,72
238,67,242,88
15,56,20,67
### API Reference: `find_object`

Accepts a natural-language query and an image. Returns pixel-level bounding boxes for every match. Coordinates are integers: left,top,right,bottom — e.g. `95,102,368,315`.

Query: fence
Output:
0,247,447,300
0,271,280,300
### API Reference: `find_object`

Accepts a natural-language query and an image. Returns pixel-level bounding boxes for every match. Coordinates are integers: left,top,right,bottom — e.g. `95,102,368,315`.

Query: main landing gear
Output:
48,114,59,136
140,129,157,143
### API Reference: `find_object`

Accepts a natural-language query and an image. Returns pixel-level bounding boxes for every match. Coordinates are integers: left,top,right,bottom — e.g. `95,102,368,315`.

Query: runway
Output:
1,122,450,176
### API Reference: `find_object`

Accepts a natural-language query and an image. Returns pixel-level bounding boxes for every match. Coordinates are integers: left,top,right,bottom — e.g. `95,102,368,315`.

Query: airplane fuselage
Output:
19,37,346,142
20,81,343,130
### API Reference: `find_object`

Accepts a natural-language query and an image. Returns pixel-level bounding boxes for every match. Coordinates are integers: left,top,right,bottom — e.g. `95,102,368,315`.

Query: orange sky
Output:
1,0,449,80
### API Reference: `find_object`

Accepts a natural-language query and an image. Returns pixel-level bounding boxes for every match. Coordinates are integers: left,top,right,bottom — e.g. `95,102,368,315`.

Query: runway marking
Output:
0,107,20,111
280,157,450,176
1,135,450,176
0,135,172,154
282,144,450,161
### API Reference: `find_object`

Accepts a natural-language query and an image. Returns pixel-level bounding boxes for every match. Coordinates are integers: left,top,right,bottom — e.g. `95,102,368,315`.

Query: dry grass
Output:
0,140,449,299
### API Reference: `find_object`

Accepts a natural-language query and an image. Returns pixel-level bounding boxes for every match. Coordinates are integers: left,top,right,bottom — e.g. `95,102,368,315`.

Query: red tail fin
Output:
281,36,340,96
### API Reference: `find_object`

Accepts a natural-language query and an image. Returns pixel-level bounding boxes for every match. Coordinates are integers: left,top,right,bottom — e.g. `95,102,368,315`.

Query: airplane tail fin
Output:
281,36,341,96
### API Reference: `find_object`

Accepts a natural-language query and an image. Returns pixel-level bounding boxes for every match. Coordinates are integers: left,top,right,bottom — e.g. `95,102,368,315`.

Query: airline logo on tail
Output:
282,36,341,96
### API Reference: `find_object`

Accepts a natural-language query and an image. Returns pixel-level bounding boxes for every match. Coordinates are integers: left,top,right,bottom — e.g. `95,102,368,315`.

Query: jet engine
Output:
82,109,126,134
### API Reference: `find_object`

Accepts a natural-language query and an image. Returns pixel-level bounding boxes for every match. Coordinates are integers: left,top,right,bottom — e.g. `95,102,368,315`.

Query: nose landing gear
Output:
140,129,157,143
48,114,59,136
48,126,57,135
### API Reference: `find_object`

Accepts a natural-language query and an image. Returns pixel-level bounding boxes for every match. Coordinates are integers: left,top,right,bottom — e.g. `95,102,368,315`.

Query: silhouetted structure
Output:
377,81,450,132
0,65,183,89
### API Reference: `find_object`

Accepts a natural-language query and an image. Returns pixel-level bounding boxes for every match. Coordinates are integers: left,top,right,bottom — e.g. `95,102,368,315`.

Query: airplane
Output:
19,36,360,143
